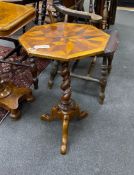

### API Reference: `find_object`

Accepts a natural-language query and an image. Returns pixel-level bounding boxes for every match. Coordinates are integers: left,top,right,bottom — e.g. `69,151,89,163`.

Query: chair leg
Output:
107,54,114,74
41,0,47,25
87,56,96,76
48,61,59,89
13,40,21,56
29,57,38,90
23,26,26,33
71,60,79,72
99,56,108,104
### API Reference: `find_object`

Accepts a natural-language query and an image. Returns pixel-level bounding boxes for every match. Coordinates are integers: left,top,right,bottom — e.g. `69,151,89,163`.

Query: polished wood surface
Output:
0,0,37,4
0,2,35,119
19,22,110,154
0,2,35,36
0,82,34,119
54,4,102,21
19,22,110,61
63,0,76,7
41,62,87,154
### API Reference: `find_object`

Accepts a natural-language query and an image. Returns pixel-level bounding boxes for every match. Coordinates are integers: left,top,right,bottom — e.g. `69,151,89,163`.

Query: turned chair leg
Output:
41,0,47,25
48,61,59,89
107,54,114,74
29,57,38,89
23,26,26,33
13,40,21,56
99,56,108,104
87,56,97,76
71,60,79,72
34,0,39,25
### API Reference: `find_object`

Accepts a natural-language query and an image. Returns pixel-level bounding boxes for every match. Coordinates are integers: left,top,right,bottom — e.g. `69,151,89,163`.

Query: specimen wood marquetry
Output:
19,22,110,61
19,22,110,154
0,2,35,36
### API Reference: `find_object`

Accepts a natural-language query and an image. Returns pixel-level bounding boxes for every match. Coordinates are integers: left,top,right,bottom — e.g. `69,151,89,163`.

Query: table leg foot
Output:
78,111,88,120
60,114,69,155
10,109,21,120
25,92,35,102
0,82,34,120
41,106,59,121
41,104,87,154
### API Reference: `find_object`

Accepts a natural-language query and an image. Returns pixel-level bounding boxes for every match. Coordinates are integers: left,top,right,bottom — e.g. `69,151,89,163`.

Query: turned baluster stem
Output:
89,0,93,13
41,0,47,25
102,0,108,30
60,62,72,111
99,56,108,104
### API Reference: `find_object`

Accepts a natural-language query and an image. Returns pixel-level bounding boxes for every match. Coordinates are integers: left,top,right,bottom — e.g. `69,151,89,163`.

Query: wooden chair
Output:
94,0,118,26
47,0,107,84
47,1,119,104
44,0,85,24
0,2,36,119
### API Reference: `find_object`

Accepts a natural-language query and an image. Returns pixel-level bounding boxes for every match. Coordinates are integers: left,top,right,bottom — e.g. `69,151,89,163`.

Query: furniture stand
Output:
0,2,35,118
41,62,87,154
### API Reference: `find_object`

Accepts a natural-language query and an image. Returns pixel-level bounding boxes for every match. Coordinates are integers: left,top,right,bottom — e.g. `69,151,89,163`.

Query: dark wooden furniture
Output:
118,0,134,7
19,22,110,154
45,0,85,24
0,2,35,119
95,0,118,25
47,2,119,105
0,0,37,4
47,2,112,104
0,0,51,25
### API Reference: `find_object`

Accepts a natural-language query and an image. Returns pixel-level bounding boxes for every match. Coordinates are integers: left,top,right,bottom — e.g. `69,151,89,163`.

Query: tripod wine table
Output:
19,22,110,154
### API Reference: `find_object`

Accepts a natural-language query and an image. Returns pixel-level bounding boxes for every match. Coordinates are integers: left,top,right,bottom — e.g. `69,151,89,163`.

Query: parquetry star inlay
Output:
19,22,110,61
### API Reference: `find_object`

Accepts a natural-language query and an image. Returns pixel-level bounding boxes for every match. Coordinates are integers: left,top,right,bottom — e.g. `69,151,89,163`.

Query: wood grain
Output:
0,2,35,36
19,22,110,61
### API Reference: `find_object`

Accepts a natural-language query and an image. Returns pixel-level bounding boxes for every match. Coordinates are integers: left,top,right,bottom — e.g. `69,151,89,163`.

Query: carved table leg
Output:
61,114,69,154
41,61,88,154
48,61,59,89
99,56,108,104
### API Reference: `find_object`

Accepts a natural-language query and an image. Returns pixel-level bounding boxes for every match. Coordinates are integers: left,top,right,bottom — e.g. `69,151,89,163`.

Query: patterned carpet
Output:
0,45,50,123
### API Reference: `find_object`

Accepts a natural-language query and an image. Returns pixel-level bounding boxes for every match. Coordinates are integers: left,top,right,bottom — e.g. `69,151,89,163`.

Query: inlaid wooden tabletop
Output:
19,22,110,61
0,2,35,36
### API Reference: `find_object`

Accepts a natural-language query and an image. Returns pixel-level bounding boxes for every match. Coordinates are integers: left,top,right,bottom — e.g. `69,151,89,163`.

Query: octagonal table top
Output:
0,2,35,36
19,22,110,61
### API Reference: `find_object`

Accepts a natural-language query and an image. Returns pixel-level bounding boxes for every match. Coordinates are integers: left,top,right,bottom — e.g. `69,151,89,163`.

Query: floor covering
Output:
0,10,134,175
